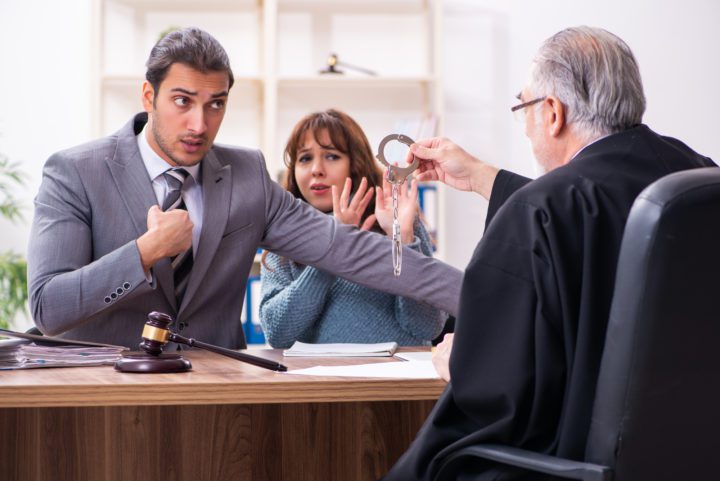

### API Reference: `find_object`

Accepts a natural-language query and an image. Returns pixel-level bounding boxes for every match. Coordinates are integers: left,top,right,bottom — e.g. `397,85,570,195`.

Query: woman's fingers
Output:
348,177,367,209
356,186,374,216
339,177,352,208
331,184,341,215
360,214,377,231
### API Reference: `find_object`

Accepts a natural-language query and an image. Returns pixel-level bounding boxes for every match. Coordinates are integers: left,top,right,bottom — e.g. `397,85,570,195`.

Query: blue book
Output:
244,276,266,345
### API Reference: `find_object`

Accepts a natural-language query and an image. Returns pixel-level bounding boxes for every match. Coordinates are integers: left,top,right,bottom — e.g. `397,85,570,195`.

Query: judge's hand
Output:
375,170,418,244
432,333,454,382
332,177,376,231
410,137,499,200
137,205,194,272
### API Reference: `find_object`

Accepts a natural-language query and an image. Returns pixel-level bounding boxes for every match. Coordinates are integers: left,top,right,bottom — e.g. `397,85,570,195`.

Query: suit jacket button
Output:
178,322,186,331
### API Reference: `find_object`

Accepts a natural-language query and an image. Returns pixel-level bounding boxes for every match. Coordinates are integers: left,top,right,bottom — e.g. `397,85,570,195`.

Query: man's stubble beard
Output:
150,111,204,168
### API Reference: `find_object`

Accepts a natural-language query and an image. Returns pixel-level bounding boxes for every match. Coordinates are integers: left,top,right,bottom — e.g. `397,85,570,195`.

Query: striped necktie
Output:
162,168,189,211
161,168,193,305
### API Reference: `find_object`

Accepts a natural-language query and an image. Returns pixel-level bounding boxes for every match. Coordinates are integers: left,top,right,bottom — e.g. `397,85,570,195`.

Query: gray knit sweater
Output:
259,221,445,348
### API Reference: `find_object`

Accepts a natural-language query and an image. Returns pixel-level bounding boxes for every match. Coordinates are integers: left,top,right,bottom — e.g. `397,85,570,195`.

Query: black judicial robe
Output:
382,125,716,481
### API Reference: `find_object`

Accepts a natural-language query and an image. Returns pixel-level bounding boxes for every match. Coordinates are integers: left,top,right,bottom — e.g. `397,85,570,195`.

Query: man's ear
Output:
141,81,155,113
545,95,565,137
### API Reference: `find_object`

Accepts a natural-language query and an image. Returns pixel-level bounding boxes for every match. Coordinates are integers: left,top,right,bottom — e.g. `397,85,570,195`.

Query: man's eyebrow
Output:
170,87,197,96
169,87,229,98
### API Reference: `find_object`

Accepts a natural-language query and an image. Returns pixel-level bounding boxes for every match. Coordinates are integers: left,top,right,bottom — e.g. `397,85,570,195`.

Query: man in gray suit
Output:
27,27,461,349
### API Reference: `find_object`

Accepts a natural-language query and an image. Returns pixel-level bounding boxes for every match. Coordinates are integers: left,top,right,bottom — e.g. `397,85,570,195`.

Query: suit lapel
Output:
179,149,231,314
107,114,176,310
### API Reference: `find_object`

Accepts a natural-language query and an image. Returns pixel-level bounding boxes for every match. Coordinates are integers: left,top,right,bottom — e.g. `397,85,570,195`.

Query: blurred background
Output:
0,0,718,330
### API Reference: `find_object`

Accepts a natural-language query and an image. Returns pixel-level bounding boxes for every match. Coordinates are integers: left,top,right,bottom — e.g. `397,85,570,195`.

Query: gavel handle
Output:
169,333,288,372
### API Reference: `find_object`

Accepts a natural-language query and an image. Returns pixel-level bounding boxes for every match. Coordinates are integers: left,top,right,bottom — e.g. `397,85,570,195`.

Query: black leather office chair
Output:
434,166,720,481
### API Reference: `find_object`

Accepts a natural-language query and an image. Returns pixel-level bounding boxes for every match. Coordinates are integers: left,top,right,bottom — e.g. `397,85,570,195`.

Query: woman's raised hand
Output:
331,177,376,231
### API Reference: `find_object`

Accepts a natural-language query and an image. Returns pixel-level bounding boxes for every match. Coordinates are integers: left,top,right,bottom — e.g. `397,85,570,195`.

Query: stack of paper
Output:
283,341,398,357
0,329,127,370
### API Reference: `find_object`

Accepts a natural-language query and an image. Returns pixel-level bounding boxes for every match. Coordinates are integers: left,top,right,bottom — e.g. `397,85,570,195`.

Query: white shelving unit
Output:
91,0,446,259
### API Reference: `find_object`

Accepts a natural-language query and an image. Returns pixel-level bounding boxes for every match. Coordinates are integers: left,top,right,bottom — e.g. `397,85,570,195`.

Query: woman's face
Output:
294,128,351,212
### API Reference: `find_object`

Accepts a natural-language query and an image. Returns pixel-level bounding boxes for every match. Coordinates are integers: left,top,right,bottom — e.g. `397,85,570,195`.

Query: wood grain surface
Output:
0,349,445,408
0,348,443,480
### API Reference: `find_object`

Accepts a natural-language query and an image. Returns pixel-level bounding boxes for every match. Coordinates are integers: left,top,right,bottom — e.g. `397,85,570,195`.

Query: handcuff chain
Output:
392,182,402,277
376,133,418,278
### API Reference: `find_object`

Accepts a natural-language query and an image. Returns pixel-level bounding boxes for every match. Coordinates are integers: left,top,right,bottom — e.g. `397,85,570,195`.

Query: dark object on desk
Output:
114,352,192,373
0,327,124,349
433,167,720,481
115,311,288,373
319,53,377,76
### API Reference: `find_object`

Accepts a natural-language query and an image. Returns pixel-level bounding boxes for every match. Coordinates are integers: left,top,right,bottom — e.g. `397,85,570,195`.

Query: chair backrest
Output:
586,167,720,480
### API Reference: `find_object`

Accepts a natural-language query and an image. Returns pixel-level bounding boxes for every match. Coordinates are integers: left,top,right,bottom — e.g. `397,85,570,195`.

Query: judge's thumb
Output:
410,143,439,161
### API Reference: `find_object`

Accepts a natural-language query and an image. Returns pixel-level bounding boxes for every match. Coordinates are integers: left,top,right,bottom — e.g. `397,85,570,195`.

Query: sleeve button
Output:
104,297,112,304
123,282,131,290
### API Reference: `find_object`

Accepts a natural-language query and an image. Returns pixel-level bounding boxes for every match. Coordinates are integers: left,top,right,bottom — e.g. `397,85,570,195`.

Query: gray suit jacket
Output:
27,113,462,349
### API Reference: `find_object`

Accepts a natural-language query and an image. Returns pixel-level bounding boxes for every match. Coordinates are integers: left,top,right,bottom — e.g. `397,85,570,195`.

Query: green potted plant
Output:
0,152,28,330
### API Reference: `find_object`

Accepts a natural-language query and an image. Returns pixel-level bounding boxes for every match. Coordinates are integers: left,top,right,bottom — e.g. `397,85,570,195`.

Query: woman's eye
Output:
298,155,312,163
326,153,340,161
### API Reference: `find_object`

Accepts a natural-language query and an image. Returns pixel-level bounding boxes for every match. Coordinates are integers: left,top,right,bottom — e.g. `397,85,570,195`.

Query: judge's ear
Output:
545,95,566,137
141,81,155,113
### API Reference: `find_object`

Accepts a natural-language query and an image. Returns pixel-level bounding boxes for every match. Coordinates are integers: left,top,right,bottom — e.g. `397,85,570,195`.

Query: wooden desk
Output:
0,349,444,481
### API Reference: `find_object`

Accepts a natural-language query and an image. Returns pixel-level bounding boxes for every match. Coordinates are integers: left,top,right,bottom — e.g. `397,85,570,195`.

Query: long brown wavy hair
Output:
283,109,383,231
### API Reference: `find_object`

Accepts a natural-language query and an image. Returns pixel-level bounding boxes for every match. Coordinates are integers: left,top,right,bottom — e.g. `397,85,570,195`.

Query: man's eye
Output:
210,100,226,110
174,97,188,107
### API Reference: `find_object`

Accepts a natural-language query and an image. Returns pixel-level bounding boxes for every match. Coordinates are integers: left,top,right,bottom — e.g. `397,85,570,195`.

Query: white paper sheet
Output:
393,351,433,362
285,360,440,379
283,341,398,357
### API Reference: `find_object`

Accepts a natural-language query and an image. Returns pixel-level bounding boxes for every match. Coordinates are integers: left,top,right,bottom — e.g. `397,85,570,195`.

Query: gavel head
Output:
139,311,174,356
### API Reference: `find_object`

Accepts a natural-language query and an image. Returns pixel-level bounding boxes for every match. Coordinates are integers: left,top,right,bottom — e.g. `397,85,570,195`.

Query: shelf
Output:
279,0,430,14
277,75,436,88
94,0,445,259
109,0,256,11
101,74,262,87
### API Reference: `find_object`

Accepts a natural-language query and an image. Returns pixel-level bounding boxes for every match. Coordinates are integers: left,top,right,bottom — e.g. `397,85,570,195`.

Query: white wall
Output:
0,0,93,255
441,0,720,268
1,0,718,273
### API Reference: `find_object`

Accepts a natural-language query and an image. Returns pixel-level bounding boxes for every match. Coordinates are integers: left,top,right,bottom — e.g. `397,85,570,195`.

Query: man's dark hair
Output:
145,27,235,94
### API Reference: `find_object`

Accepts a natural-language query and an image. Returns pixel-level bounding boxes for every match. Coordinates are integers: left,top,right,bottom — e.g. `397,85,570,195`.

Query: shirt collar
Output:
137,124,201,182
570,134,610,162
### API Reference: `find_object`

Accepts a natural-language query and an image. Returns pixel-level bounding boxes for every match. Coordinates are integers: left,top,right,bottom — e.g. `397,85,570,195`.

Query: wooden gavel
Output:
139,311,287,372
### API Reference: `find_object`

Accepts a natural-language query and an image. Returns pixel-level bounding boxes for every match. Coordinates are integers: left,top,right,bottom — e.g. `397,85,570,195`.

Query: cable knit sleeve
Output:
259,253,336,348
391,219,447,343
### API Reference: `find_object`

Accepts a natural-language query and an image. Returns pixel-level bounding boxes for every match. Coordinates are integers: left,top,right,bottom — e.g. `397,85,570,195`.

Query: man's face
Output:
521,87,553,174
142,63,230,167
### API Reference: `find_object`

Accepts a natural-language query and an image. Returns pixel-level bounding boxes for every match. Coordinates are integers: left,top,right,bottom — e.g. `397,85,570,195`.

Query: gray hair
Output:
145,27,234,94
529,26,645,138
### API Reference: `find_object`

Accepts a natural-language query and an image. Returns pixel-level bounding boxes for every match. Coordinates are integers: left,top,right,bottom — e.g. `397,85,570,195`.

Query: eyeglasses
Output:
511,95,546,122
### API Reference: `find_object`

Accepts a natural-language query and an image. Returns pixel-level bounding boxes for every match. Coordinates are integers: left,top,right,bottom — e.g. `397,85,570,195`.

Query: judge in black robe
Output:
381,122,715,481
